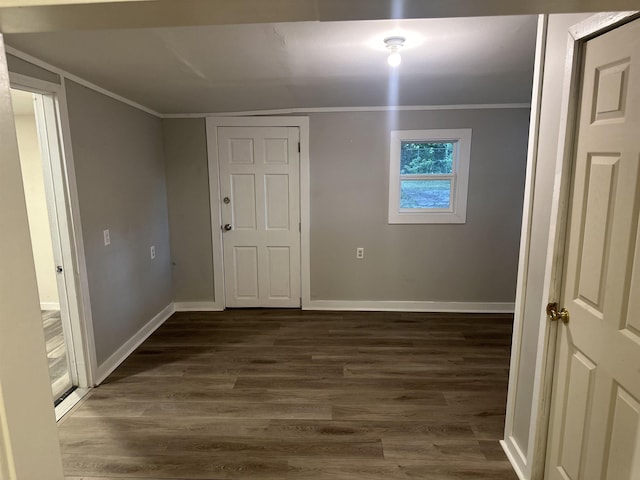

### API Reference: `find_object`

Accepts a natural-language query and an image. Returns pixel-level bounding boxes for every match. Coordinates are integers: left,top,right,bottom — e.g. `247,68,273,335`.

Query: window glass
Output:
400,179,451,209
400,142,454,175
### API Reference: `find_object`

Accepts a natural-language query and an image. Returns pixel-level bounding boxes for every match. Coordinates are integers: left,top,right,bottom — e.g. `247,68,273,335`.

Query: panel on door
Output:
546,19,640,480
218,126,301,307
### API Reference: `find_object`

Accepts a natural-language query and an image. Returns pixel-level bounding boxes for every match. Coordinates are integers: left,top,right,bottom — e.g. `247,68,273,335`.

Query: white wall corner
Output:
304,300,515,313
94,303,175,385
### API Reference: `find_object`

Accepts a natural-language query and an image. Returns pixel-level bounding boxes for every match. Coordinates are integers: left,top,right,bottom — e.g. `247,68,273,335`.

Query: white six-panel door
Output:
545,19,640,480
218,126,301,307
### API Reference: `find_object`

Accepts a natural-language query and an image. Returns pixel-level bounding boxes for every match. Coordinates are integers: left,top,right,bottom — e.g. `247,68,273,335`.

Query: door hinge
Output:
299,222,301,232
298,142,301,153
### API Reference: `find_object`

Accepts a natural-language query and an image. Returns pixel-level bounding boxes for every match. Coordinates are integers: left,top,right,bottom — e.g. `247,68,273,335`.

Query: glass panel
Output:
400,141,454,175
400,179,451,209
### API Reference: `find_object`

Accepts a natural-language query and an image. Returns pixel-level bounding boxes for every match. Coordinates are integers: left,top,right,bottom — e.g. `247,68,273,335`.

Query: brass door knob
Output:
547,302,569,324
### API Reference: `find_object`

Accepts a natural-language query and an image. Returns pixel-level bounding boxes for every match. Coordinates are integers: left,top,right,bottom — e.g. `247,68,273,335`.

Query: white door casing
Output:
218,126,301,307
9,62,98,396
545,18,640,480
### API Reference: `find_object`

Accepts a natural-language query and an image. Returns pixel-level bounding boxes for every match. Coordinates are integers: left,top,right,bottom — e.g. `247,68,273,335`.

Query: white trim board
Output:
306,300,515,313
40,302,61,311
94,303,175,385
164,103,531,118
54,387,89,422
5,46,161,118
502,14,547,478
500,440,527,480
174,301,224,312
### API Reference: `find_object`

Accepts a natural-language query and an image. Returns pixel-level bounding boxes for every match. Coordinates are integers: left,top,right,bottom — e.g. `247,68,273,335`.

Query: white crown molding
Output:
5,45,162,118
162,103,531,118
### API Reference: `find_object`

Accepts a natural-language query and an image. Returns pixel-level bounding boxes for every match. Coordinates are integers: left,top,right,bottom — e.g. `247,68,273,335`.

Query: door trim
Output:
503,11,639,480
10,73,98,389
206,116,310,309
501,15,548,480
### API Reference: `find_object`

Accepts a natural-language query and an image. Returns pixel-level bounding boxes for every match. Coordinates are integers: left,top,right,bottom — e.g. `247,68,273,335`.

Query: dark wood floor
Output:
59,310,518,480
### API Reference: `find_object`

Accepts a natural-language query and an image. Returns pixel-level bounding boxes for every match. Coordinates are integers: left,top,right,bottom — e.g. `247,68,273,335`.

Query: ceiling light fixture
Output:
384,36,405,67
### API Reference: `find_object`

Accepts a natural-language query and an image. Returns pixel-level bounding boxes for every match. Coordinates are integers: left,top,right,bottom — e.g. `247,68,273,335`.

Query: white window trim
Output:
388,128,472,224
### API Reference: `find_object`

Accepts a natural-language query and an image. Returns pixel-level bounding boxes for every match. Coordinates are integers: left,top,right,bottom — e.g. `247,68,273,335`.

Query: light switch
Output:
103,229,110,246
150,246,156,259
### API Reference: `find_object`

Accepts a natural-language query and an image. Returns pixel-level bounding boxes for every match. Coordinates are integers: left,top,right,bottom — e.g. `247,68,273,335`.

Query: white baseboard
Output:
174,301,224,312
40,302,60,311
94,303,175,385
500,439,527,480
304,300,515,313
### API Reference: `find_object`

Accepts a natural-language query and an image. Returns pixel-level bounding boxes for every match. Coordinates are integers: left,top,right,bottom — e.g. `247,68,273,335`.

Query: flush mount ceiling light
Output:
384,36,406,67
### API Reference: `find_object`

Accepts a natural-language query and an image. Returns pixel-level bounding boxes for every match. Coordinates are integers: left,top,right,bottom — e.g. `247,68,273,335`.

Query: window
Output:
388,128,471,224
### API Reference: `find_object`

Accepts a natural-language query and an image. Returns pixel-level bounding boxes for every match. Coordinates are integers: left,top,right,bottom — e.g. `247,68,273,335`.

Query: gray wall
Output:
508,12,592,461
309,109,528,302
66,80,172,365
165,109,529,304
162,118,215,303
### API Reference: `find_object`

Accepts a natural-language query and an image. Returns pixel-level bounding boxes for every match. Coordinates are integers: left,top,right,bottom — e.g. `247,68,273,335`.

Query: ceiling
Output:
6,15,538,114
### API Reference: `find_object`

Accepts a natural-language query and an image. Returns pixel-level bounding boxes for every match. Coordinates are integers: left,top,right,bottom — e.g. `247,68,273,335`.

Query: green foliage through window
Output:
400,142,454,175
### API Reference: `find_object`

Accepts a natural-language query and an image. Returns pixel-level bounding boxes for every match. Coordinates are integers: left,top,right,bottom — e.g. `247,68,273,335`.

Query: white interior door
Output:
33,93,78,397
545,19,640,480
218,126,301,308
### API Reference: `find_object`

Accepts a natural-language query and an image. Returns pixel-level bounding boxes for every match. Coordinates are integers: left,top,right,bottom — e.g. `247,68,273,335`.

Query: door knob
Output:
56,265,63,273
223,224,232,231
546,302,569,324
223,197,231,204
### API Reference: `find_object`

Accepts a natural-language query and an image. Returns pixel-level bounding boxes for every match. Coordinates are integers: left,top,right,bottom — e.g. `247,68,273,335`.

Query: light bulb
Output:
387,51,402,67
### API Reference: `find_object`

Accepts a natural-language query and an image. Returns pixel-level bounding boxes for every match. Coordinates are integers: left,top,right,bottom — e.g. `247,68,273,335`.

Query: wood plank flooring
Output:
59,310,518,480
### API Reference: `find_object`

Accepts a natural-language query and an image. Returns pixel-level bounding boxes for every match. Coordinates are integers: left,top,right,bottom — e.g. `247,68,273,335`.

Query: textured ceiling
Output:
6,15,538,114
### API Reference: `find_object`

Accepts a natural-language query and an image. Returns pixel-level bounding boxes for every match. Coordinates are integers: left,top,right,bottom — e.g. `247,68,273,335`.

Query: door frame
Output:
206,116,310,310
503,11,639,480
9,72,98,395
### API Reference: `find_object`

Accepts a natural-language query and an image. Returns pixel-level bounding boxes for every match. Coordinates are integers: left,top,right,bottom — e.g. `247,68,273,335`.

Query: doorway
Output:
10,85,92,415
207,117,310,309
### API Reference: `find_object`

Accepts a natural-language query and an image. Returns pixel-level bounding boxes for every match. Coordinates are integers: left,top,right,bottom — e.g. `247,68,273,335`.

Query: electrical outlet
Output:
150,246,156,259
356,247,364,259
103,229,110,246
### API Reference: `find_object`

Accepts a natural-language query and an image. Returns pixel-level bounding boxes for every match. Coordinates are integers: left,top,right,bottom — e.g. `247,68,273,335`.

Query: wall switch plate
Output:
356,247,364,259
150,246,156,259
103,229,110,246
